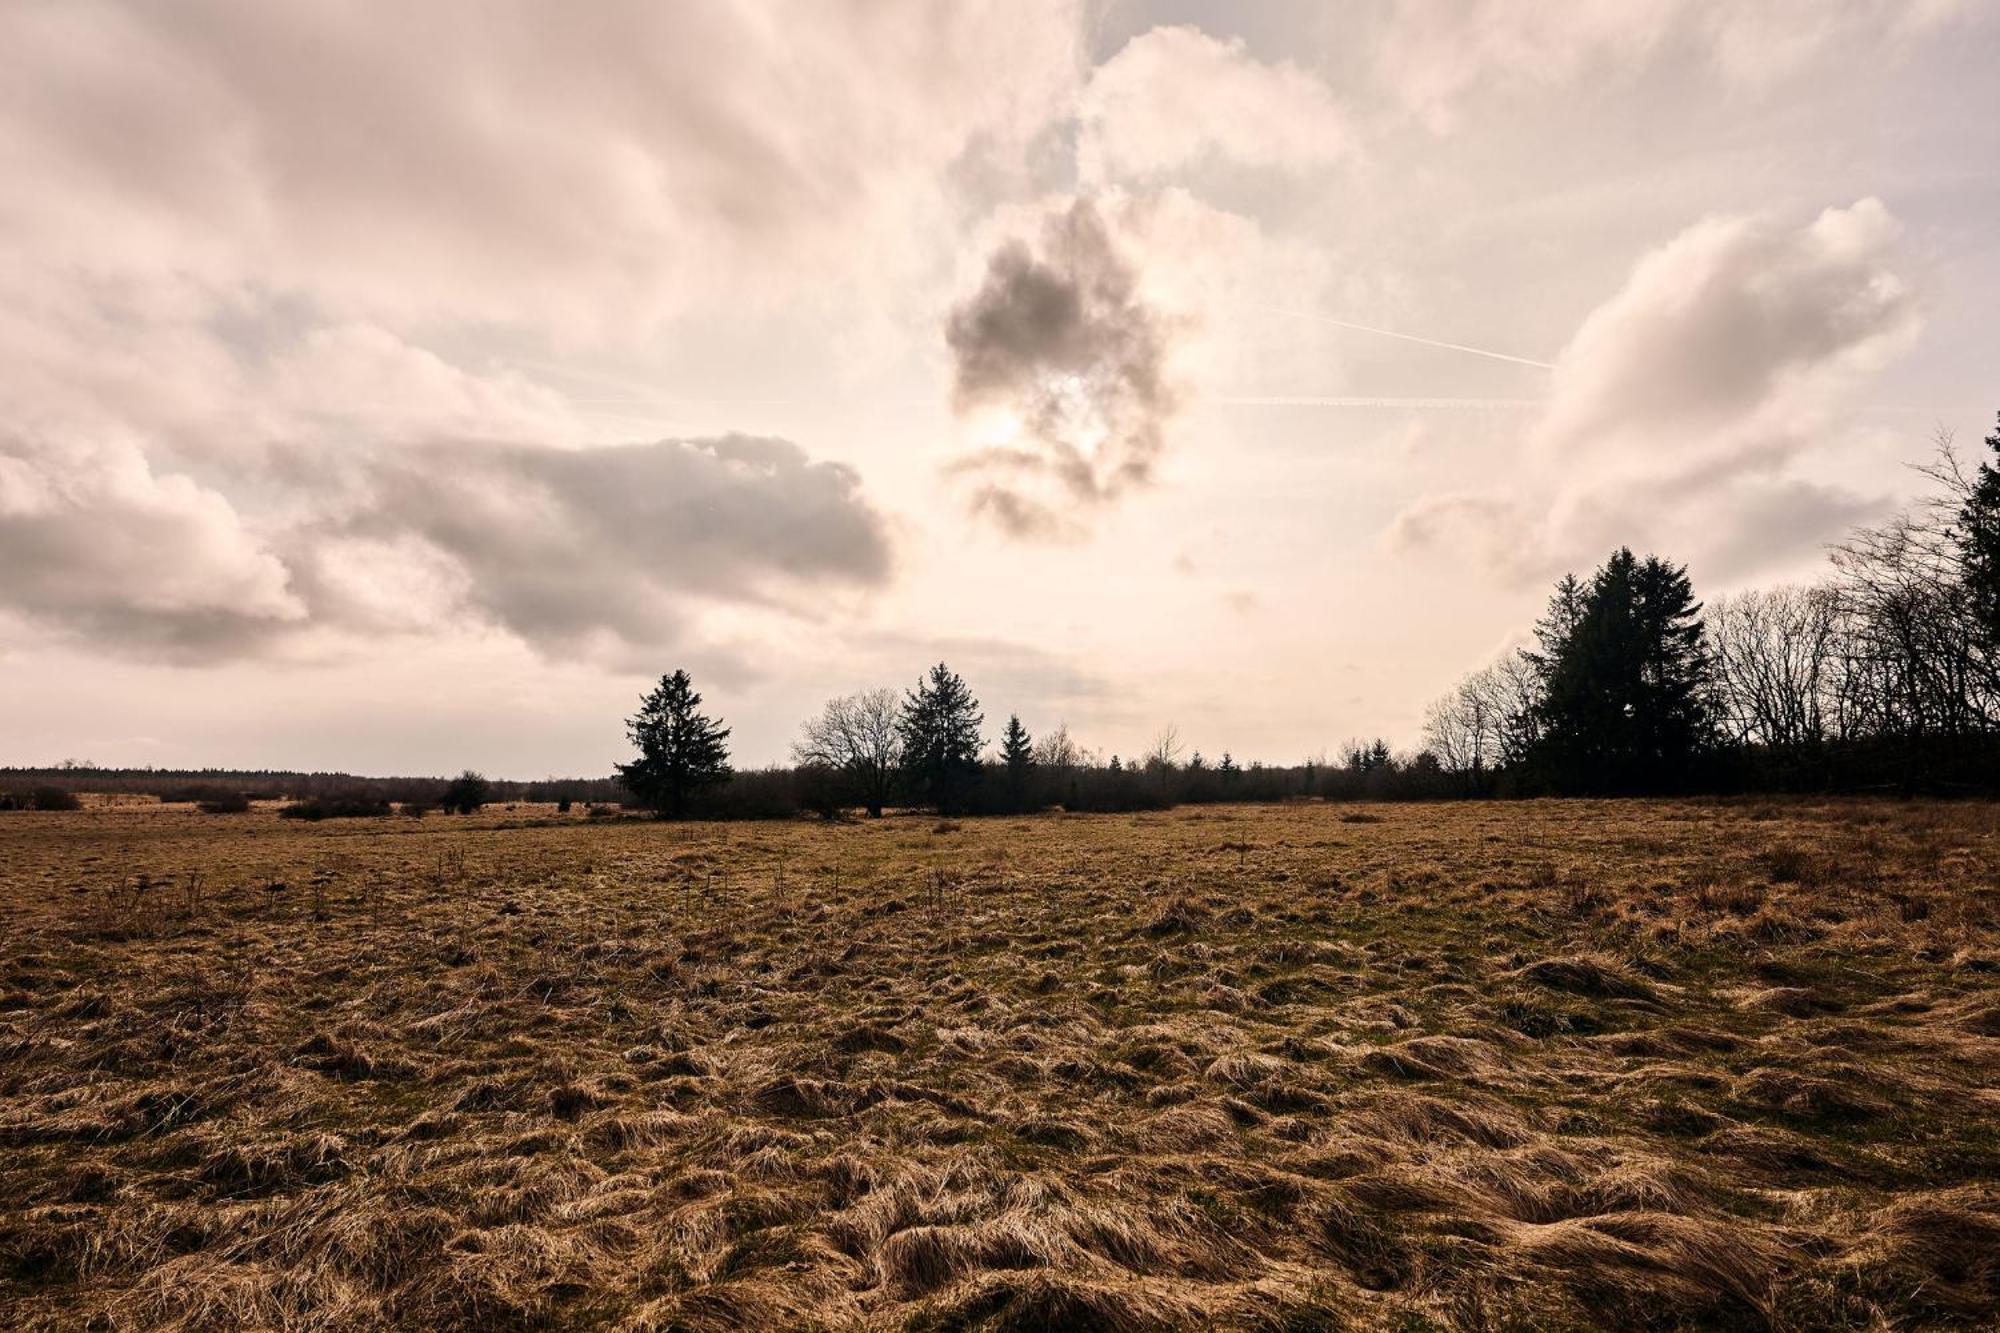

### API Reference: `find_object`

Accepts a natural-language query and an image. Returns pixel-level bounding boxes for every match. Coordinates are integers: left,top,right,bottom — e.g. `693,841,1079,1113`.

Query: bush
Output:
279,797,392,821
439,770,492,815
556,797,573,813
197,793,252,815
28,785,82,811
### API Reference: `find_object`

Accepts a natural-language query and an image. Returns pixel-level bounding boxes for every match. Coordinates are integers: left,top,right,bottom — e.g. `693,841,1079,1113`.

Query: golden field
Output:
1,798,1996,1331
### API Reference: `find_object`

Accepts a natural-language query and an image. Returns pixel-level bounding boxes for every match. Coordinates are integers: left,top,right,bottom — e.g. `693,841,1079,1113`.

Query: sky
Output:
2,0,1997,775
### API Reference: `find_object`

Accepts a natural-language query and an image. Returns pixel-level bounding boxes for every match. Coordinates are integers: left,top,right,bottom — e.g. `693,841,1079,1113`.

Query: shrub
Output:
27,785,82,811
197,793,252,815
557,797,573,813
279,797,392,821
439,770,492,815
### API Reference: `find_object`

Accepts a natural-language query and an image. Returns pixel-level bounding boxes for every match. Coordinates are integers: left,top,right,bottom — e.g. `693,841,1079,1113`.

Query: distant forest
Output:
9,414,2000,818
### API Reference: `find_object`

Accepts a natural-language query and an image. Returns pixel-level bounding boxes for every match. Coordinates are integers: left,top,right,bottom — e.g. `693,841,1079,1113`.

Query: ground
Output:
1,798,1997,1331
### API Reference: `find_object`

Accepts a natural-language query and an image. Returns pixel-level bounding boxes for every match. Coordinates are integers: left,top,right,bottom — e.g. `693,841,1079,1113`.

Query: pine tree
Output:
898,663,984,814
1529,549,1714,793
618,670,732,818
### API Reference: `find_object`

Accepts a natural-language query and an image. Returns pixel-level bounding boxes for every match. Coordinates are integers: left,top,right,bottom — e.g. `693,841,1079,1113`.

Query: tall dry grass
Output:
0,797,1995,1329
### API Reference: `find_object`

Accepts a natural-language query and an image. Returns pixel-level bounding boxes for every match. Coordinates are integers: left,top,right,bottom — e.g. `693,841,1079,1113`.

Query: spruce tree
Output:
1958,411,2000,645
1000,715,1034,772
999,714,1034,812
618,670,732,818
898,663,984,814
1530,549,1714,793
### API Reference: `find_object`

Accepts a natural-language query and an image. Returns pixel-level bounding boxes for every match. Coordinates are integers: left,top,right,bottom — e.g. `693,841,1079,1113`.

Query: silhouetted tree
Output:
1000,715,1034,773
440,769,492,814
619,670,732,818
899,663,983,814
794,688,901,817
1529,548,1714,793
1709,585,1850,776
1033,722,1083,807
998,714,1035,811
1960,412,2000,649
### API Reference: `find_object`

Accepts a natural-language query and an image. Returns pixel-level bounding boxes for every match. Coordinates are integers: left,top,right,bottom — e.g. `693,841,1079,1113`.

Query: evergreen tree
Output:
1000,715,1034,773
1958,411,2000,645
1529,549,1714,793
618,670,732,818
998,714,1035,812
898,663,984,814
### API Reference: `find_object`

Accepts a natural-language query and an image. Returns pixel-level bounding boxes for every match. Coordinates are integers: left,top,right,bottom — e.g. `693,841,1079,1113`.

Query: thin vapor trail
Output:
1212,395,1540,409
1251,305,1556,369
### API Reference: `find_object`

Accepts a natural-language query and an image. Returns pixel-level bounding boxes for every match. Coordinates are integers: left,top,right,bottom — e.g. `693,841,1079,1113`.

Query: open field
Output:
2,800,1997,1331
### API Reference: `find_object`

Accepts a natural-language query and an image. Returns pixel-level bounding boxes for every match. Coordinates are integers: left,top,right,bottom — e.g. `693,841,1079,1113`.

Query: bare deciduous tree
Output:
793,687,901,817
1032,721,1080,772
1831,432,2000,750
1709,585,1846,752
1143,724,1183,772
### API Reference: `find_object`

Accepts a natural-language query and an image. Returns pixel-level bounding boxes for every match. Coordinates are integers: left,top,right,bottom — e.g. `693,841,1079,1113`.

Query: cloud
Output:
1079,26,1351,184
1387,492,1543,582
1391,199,1920,583
321,436,893,653
0,431,306,659
0,430,892,664
1534,198,1918,466
0,1,1082,332
943,198,1177,538
1372,1,1971,129
0,2,1077,665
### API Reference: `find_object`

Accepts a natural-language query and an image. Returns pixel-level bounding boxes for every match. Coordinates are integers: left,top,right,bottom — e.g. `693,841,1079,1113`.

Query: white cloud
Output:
1079,26,1351,184
1372,0,1972,129
1535,197,1919,468
0,430,306,658
1392,199,1921,582
0,1,1083,333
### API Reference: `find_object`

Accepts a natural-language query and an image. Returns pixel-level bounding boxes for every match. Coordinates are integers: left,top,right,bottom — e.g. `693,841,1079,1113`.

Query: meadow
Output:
1,798,1996,1330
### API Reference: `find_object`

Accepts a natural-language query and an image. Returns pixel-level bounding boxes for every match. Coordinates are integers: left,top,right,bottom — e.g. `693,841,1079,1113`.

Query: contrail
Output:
1212,395,1539,409
1250,304,1555,370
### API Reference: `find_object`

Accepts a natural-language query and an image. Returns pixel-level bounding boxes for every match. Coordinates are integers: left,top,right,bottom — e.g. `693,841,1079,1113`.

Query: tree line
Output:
621,413,2000,817
612,661,1467,820
15,415,1997,818
1423,415,2000,795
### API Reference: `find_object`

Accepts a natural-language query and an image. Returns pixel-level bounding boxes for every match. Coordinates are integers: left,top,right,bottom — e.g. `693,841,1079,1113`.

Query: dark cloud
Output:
0,433,892,663
944,198,1176,538
331,436,893,653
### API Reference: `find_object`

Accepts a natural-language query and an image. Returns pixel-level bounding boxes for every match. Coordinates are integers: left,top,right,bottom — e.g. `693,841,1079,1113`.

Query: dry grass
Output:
1,797,1996,1330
